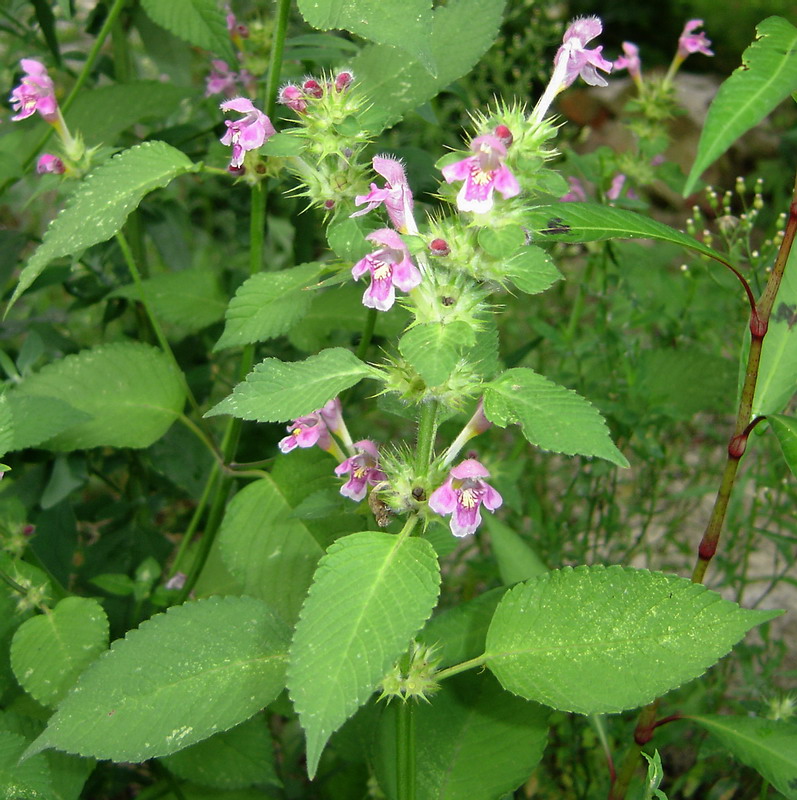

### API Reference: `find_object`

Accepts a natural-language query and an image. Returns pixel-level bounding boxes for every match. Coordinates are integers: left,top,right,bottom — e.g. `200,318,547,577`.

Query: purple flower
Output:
429,458,502,537
677,20,713,59
606,174,626,201
278,398,343,454
278,84,307,113
351,155,415,233
36,154,65,175
351,228,422,311
555,16,613,89
219,97,276,169
206,60,239,97
9,59,58,122
614,42,642,83
441,134,520,214
561,176,587,202
335,440,386,502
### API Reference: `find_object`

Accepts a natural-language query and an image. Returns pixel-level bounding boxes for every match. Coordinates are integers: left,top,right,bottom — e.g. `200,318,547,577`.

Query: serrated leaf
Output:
524,203,725,262
205,348,378,422
688,715,797,799
214,263,322,351
0,730,54,800
10,342,185,451
353,0,506,131
161,716,280,790
288,531,440,778
483,368,629,467
218,477,324,624
684,17,797,195
485,566,781,714
504,245,563,295
65,81,197,146
11,597,108,708
769,414,797,479
9,141,198,309
140,0,235,63
110,268,227,333
399,321,475,386
0,394,90,456
375,673,549,800
24,597,291,762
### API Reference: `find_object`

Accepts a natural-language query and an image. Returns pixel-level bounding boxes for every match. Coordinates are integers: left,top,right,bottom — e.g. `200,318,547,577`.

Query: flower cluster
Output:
278,71,355,114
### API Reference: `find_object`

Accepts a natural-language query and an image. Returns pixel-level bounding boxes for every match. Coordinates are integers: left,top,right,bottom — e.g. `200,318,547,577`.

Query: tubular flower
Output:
9,59,58,122
555,16,613,89
429,458,502,537
351,155,416,234
351,228,421,311
614,42,642,84
36,154,65,175
335,440,387,502
278,399,341,454
677,20,713,59
561,176,587,202
441,134,520,214
219,97,275,169
206,60,239,97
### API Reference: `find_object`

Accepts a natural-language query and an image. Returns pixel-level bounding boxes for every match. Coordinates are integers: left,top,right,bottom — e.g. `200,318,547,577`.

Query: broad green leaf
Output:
288,531,440,778
297,0,435,72
0,393,90,456
110,268,227,333
684,17,797,195
9,141,198,309
140,0,235,63
24,597,291,762
523,203,725,262
0,730,54,799
504,246,563,295
353,0,507,131
376,673,549,800
10,342,185,451
399,321,475,386
485,566,780,714
477,225,526,258
769,414,797,479
206,348,378,422
753,245,797,415
65,81,197,146
11,597,109,708
484,368,629,467
482,515,547,585
218,477,324,624
214,263,322,351
688,715,797,799
45,749,95,800
161,717,280,790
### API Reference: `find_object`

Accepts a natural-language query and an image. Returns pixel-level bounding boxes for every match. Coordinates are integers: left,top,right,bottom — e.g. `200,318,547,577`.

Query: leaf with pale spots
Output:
23,597,290,762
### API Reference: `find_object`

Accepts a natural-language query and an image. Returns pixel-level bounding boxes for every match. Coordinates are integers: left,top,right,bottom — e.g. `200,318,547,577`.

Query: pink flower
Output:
351,228,422,311
219,97,275,169
36,154,65,175
9,58,58,122
614,42,642,83
278,84,307,113
335,440,386,502
555,16,612,89
606,174,626,201
441,134,520,214
429,458,502,537
206,60,239,97
561,176,587,202
351,155,415,233
677,20,713,59
278,398,341,454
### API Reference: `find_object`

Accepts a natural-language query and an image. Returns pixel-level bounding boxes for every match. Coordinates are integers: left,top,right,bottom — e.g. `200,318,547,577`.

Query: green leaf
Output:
753,245,797,415
684,17,797,195
0,394,90,456
214,263,322,351
483,368,629,467
110,268,227,333
140,0,235,63
353,0,506,131
0,730,54,799
206,348,378,422
218,477,324,624
504,246,563,295
24,597,290,762
9,141,198,309
399,321,475,386
11,597,109,708
10,342,185,451
642,751,669,800
297,0,435,73
688,715,797,799
769,415,797,479
524,203,725,262
485,565,781,714
288,531,440,778
161,716,280,790
482,515,547,585
65,81,197,146
375,673,549,800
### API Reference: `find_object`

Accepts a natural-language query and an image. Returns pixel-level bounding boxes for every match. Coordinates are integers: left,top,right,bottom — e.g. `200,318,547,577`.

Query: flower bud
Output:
36,153,65,174
335,70,354,92
494,124,513,147
302,78,324,98
278,84,307,113
429,238,450,256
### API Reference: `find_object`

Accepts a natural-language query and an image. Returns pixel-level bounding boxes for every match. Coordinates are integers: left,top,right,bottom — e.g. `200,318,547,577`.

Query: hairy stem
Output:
396,700,417,800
